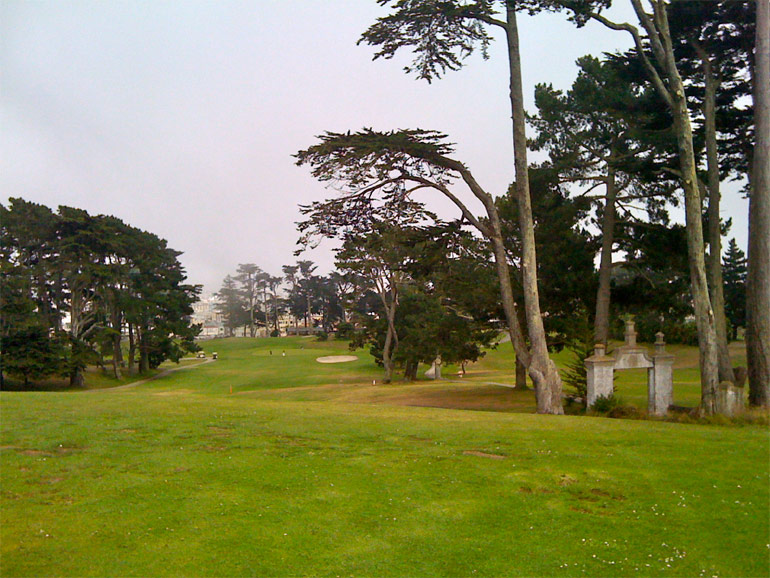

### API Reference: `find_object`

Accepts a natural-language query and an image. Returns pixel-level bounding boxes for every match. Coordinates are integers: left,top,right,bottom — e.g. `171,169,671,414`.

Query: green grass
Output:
1,337,768,577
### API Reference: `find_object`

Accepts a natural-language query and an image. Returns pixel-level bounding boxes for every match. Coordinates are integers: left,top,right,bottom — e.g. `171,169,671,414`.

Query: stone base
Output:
717,382,745,417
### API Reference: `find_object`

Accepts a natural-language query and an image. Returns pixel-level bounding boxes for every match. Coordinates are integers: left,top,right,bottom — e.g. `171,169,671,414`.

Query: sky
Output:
1,1,750,293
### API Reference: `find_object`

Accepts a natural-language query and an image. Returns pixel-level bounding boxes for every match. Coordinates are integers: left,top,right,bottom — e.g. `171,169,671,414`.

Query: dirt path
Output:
84,358,215,392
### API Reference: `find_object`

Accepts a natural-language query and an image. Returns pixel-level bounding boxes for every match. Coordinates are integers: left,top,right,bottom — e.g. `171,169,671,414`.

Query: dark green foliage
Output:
0,327,64,387
611,222,693,334
216,275,249,336
335,322,355,340
351,286,497,380
497,168,596,349
612,313,699,346
590,393,620,415
722,238,747,340
333,215,499,381
359,1,610,82
0,198,200,387
667,0,755,182
358,0,495,82
561,339,592,405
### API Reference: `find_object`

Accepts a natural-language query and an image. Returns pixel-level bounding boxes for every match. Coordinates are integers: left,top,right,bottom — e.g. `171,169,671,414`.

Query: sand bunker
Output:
316,355,358,364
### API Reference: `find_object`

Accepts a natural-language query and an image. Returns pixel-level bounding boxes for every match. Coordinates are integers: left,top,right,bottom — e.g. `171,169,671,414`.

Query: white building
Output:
192,294,225,339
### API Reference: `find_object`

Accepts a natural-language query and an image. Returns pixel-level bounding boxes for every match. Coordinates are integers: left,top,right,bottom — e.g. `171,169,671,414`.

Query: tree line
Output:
0,198,200,388
215,219,502,383
295,0,768,414
214,261,345,337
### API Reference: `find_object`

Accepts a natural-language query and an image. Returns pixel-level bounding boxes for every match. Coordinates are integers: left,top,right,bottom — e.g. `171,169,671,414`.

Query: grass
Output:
1,336,768,577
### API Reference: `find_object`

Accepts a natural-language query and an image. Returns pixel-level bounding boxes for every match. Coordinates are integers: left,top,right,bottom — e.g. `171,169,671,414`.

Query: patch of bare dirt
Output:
463,450,506,459
370,384,534,413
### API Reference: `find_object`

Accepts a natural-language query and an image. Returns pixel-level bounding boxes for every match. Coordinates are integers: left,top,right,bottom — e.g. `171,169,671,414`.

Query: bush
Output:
591,394,620,414
270,329,280,338
316,331,328,342
562,338,593,405
335,322,354,340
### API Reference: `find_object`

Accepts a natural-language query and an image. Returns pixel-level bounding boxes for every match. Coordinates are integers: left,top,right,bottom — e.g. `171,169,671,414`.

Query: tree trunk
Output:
594,165,617,345
618,0,721,413
139,326,150,374
69,369,85,388
667,69,720,414
747,0,770,406
111,306,123,380
128,322,136,375
505,5,563,414
404,360,418,381
699,54,735,384
380,286,399,384
515,356,527,390
112,333,122,380
670,98,720,411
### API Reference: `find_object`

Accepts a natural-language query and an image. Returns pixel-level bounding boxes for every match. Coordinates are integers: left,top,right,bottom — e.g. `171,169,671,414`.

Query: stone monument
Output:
425,355,442,380
585,321,674,416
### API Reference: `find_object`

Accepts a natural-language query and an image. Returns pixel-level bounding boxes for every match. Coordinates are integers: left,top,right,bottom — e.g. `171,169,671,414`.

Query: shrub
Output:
562,339,593,405
591,394,620,414
611,314,698,345
316,331,328,342
270,329,280,338
335,322,355,340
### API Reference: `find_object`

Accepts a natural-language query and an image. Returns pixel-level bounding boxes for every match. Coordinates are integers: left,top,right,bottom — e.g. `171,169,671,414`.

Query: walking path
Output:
84,358,215,392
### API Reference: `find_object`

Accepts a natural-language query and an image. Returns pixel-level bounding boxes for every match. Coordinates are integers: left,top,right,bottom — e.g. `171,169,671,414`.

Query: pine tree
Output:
723,238,747,341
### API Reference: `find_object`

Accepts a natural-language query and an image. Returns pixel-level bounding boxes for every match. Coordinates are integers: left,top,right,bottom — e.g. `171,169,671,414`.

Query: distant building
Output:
192,294,225,339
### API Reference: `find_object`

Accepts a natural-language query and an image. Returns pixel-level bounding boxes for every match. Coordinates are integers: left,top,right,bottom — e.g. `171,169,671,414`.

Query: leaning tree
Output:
359,0,569,412
296,128,563,413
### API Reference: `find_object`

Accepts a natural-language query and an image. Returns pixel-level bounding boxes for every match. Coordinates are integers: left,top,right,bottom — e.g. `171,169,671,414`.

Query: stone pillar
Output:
614,320,653,370
717,382,745,417
648,332,674,416
624,319,637,347
585,343,615,408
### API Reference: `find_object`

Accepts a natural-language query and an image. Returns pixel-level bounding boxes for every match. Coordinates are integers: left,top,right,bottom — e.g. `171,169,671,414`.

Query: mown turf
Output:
1,337,768,577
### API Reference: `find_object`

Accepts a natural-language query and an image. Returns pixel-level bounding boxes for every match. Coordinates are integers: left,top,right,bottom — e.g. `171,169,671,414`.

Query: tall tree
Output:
335,223,415,382
528,55,673,345
282,265,301,330
216,275,247,337
359,0,564,413
297,129,561,410
722,238,747,342
747,0,770,406
667,0,755,384
235,263,263,337
57,206,105,387
572,0,723,413
497,168,597,351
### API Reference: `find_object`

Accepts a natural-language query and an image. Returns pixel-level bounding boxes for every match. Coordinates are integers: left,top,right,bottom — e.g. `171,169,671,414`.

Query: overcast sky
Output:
1,1,750,292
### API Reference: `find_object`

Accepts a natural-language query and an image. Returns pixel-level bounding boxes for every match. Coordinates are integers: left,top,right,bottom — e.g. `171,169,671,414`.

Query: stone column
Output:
648,332,674,416
717,382,745,417
585,343,615,408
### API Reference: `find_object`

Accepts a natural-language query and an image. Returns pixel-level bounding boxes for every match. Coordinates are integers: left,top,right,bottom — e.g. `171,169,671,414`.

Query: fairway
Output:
1,338,768,577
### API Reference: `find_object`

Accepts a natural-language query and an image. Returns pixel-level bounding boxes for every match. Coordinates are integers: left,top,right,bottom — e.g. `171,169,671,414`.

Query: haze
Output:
1,1,749,291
